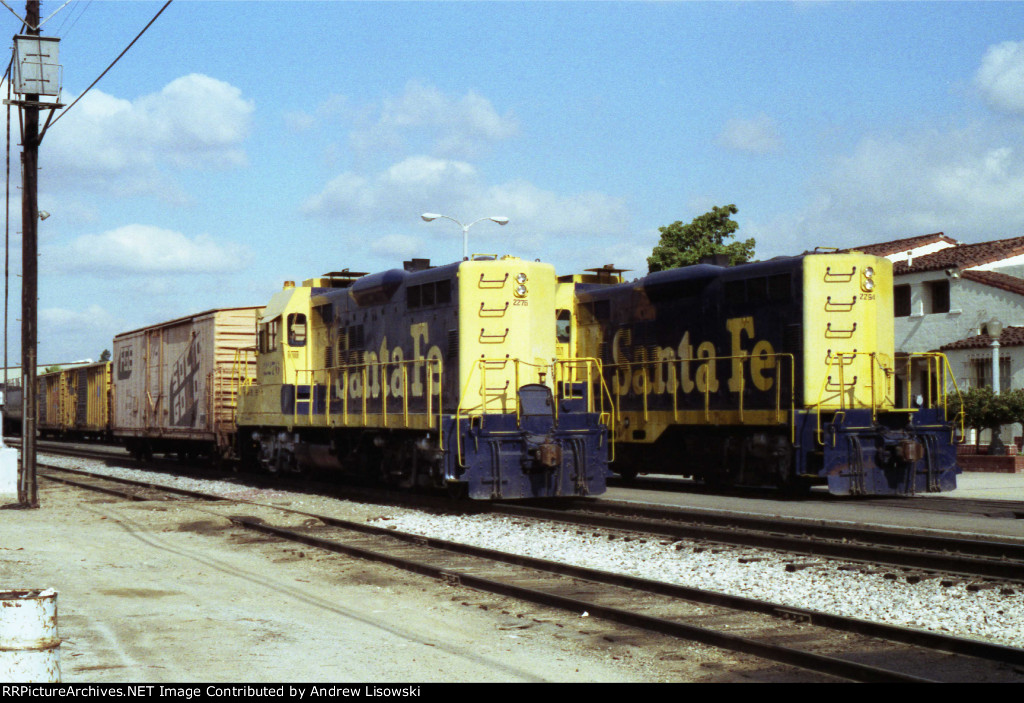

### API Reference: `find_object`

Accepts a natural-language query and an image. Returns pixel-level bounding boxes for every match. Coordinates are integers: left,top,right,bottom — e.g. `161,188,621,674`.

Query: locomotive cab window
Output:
259,317,280,353
287,313,307,347
556,309,572,343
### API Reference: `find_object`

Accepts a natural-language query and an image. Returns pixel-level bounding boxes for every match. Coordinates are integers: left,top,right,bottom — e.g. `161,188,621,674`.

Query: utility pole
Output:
6,0,61,507
20,0,40,507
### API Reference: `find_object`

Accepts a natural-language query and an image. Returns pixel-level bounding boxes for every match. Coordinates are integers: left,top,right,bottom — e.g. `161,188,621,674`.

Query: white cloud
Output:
754,125,1024,258
349,82,518,160
42,74,254,199
718,114,783,154
976,41,1024,115
303,155,628,242
39,304,121,363
47,224,251,275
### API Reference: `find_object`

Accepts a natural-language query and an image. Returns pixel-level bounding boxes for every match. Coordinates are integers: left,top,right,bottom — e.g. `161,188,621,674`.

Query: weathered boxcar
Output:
236,257,609,499
112,307,260,460
563,252,962,496
37,362,111,439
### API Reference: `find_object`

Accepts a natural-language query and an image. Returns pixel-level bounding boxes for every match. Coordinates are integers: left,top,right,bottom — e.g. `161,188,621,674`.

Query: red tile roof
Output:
845,232,957,257
941,325,1024,350
961,270,1024,297
894,235,1024,274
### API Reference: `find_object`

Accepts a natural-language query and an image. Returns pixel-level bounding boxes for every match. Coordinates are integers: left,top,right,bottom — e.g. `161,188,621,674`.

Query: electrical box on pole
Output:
12,35,61,98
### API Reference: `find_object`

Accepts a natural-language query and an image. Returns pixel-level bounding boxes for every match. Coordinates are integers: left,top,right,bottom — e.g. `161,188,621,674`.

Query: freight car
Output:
561,252,962,496
235,256,609,499
112,307,261,461
37,361,111,440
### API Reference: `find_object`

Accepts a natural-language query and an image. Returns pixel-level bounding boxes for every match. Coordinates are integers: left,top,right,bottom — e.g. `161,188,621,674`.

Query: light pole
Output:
421,213,509,261
990,318,1005,455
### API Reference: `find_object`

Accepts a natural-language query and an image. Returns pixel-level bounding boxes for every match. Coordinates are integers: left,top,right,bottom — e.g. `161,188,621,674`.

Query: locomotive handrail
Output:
478,301,509,317
824,295,857,312
455,357,595,468
824,322,857,338
810,351,963,447
553,357,616,461
478,272,509,288
280,358,444,449
823,265,856,282
478,328,510,343
812,351,893,445
599,352,796,441
897,352,965,441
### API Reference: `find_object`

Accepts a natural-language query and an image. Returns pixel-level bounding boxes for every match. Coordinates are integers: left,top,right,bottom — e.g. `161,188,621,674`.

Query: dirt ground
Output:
0,480,810,683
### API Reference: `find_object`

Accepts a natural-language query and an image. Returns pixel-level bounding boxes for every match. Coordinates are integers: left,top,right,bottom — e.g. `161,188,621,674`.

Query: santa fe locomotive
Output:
21,256,609,501
557,251,963,496
234,256,609,500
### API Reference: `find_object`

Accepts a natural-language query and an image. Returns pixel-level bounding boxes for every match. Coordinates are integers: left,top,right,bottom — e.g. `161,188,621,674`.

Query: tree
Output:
960,386,1016,446
647,204,755,273
99,349,111,362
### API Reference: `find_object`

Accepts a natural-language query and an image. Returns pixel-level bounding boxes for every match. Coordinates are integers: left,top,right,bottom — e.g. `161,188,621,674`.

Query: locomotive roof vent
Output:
586,264,629,279
403,258,432,272
317,269,369,288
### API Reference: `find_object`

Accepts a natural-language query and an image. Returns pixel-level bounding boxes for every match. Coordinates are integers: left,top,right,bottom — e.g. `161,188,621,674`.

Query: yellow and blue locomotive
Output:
236,256,608,499
562,252,962,495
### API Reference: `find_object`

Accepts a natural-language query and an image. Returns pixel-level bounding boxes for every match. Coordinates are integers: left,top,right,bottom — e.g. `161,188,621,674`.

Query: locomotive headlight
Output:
861,266,876,292
514,284,528,297
516,272,528,284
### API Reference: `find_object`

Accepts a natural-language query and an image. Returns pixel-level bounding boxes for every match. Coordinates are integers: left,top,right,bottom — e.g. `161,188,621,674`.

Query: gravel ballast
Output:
41,453,1024,651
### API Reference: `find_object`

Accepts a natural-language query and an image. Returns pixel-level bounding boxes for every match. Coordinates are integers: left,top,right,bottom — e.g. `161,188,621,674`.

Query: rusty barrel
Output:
0,589,60,682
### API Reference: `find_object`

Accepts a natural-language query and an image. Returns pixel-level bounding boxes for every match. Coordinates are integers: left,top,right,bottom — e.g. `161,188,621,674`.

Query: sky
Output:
2,0,1024,363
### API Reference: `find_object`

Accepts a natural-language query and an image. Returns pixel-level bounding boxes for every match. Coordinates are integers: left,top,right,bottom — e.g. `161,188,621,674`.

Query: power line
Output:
44,0,171,136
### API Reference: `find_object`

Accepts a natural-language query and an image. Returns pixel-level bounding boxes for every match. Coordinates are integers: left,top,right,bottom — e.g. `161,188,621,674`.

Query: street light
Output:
421,212,509,260
989,318,1005,455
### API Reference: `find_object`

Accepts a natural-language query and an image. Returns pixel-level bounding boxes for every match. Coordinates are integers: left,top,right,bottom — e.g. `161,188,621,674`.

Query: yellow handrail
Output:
599,353,796,440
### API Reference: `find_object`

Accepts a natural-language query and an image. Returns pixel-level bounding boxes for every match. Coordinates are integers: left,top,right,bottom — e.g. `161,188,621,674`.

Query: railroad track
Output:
37,462,1024,683
493,500,1024,585
610,475,1024,520
38,444,1024,583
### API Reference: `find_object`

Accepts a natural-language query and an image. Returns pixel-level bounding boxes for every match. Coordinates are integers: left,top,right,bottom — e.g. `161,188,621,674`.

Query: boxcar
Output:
37,362,112,439
112,307,260,460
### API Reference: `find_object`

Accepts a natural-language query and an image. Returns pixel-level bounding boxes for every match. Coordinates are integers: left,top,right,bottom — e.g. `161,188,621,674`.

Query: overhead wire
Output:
44,0,172,136
54,0,91,39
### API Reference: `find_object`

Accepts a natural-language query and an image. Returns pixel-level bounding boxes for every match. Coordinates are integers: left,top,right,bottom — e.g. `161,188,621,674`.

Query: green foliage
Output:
960,386,1023,437
647,204,756,273
43,365,61,374
99,349,111,362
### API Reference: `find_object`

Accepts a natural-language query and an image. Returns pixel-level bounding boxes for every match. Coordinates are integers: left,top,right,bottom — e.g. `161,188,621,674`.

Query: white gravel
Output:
42,453,1024,650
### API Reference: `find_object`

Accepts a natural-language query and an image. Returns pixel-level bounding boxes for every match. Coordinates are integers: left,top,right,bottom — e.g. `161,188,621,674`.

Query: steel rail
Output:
39,461,1024,680
492,501,1024,583
229,516,933,683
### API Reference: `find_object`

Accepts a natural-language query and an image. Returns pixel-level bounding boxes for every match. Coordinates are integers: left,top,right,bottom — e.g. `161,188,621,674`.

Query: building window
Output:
927,280,950,314
971,356,1010,391
894,284,911,317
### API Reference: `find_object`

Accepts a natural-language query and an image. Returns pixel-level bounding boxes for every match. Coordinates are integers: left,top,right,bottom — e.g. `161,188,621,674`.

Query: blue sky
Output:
3,0,1024,363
